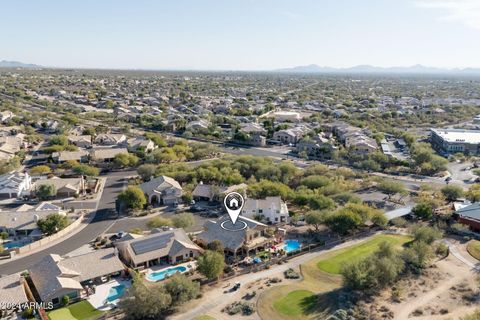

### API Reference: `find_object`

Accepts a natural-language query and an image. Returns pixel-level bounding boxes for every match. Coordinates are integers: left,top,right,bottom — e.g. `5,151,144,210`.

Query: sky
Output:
2,0,480,70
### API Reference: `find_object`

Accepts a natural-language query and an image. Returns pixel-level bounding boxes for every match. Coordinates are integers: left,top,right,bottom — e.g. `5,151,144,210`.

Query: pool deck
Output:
87,278,131,310
144,261,196,282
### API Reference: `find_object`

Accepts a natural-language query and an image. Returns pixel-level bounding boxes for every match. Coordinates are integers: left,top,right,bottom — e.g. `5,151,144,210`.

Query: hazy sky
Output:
2,0,480,70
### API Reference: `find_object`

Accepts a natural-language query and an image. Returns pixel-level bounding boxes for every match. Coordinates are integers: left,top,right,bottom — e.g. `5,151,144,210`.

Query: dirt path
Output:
392,264,467,319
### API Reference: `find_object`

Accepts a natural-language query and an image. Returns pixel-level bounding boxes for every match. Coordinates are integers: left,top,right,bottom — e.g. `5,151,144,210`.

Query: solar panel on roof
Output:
131,233,174,255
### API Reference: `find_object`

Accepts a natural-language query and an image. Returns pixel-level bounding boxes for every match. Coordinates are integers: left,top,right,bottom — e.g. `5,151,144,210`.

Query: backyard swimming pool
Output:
284,240,301,253
106,284,126,302
2,240,30,250
147,266,187,282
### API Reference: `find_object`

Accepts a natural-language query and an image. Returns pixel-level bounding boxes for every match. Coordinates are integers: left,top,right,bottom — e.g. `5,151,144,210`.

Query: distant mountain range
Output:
275,64,480,74
0,60,43,69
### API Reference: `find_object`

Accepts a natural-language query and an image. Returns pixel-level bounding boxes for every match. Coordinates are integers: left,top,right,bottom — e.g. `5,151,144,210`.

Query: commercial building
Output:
430,128,480,156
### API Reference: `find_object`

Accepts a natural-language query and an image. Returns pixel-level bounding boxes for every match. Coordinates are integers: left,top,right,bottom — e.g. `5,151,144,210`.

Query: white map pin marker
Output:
224,192,244,225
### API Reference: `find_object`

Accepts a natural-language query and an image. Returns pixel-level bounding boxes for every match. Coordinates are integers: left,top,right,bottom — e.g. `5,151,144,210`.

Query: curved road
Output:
0,172,130,275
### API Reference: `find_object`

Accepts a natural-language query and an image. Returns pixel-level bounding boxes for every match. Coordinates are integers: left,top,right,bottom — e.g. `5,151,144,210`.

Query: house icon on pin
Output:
229,198,239,208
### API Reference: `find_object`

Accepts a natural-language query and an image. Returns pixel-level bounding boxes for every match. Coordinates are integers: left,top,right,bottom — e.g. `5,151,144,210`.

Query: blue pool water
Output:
284,240,301,253
2,241,29,250
147,266,187,282
106,284,126,302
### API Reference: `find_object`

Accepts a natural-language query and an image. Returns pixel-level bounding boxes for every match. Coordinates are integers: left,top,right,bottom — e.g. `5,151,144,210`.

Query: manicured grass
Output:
48,308,77,320
48,301,104,320
273,290,316,316
467,240,480,260
316,234,412,274
193,316,216,320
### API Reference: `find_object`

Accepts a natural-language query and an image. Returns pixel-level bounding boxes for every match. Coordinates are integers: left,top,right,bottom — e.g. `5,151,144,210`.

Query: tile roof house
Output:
93,133,127,146
33,177,85,198
0,202,65,237
90,148,128,162
0,171,32,199
52,150,90,163
273,127,307,145
115,228,203,268
127,137,155,153
192,182,247,202
241,196,289,224
0,135,25,160
0,273,29,316
196,216,273,259
29,249,124,307
67,135,92,148
140,175,182,206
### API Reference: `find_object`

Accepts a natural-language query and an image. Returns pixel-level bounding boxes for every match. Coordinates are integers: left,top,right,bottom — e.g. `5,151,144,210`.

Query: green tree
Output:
441,185,464,202
62,295,70,306
37,213,69,235
120,281,172,319
118,186,147,210
30,165,51,175
197,250,225,280
305,211,326,231
36,184,57,200
325,210,362,235
377,180,407,199
411,202,434,220
467,184,480,202
72,163,100,176
164,273,200,306
206,240,224,253
146,217,172,229
114,153,139,168
172,213,195,229
137,164,157,181
411,225,443,244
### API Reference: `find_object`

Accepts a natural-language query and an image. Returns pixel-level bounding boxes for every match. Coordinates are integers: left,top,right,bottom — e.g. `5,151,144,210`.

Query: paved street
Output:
0,172,130,275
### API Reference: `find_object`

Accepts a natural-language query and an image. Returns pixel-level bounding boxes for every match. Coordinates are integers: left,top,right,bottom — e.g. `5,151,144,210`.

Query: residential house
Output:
52,150,90,164
192,183,247,202
346,135,378,155
68,135,92,148
273,127,306,145
196,216,273,259
140,175,182,206
115,228,203,269
90,148,128,163
0,202,65,237
296,134,336,160
0,273,29,316
454,203,480,231
127,137,155,153
33,177,85,198
28,249,124,307
93,133,127,146
0,171,32,199
0,135,25,161
242,196,289,224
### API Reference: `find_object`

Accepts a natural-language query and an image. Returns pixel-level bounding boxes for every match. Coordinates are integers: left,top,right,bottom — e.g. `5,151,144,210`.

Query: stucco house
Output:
28,249,124,307
0,171,32,199
140,175,182,206
115,228,203,269
241,196,289,224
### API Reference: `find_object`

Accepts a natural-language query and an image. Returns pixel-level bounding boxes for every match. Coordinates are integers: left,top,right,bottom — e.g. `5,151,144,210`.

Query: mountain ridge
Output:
275,64,480,74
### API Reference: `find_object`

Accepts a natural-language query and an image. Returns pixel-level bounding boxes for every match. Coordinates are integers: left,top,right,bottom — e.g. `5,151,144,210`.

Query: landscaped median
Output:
258,234,412,320
47,301,104,320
